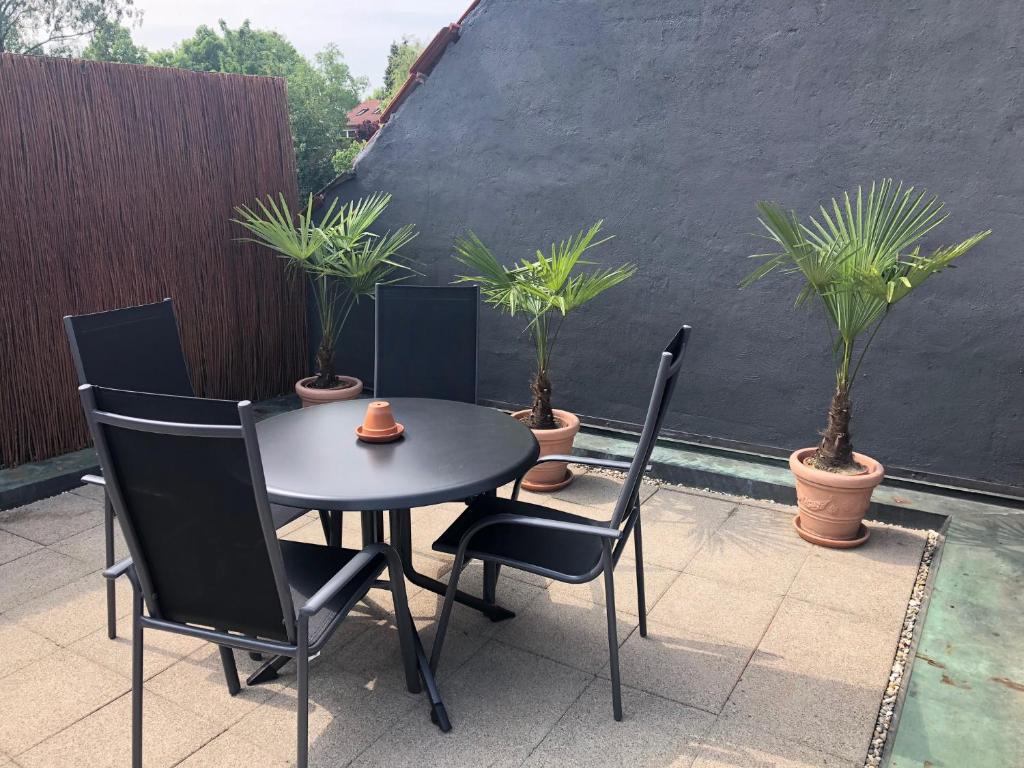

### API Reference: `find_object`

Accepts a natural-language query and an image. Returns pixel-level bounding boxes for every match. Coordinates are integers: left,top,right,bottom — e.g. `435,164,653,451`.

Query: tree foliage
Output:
80,19,145,62
372,36,422,106
0,0,135,54
331,140,366,176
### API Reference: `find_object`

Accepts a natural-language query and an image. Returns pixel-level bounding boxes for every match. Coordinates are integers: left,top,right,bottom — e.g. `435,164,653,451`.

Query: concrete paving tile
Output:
4,569,131,645
0,531,40,566
333,584,493,688
0,620,60,681
632,488,735,571
353,641,592,768
177,730,293,767
70,613,204,681
548,554,679,617
609,619,753,713
494,590,638,674
0,548,95,613
685,506,810,595
16,689,219,768
692,719,858,768
649,572,783,647
226,666,421,767
524,678,715,767
275,509,318,537
788,523,926,623
421,558,550,640
0,649,129,755
0,492,104,546
48,522,128,569
529,468,659,513
146,645,291,729
722,599,896,763
69,483,106,502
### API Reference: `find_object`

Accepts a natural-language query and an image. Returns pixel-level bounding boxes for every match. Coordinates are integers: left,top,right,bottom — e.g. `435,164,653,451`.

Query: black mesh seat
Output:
433,497,606,578
280,541,386,646
428,327,691,723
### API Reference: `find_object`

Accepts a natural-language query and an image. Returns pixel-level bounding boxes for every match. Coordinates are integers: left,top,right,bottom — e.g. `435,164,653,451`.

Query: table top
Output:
257,398,540,510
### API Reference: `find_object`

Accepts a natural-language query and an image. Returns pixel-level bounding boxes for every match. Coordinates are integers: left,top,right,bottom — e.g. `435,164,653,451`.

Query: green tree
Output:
81,21,146,63
0,0,135,54
373,36,423,105
331,140,365,175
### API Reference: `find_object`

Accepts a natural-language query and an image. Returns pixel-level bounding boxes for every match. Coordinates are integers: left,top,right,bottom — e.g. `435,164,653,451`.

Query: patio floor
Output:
0,469,930,767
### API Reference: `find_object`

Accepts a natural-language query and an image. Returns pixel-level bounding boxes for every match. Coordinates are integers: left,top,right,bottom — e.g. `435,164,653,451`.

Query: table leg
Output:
361,510,384,545
388,508,515,622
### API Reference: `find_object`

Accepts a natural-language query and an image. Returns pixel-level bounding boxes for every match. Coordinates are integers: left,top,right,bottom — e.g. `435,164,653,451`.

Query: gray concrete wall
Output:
323,0,1024,490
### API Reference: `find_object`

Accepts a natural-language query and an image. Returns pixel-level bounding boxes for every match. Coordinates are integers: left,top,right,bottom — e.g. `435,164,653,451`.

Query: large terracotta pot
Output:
789,447,884,548
513,408,581,492
295,375,363,408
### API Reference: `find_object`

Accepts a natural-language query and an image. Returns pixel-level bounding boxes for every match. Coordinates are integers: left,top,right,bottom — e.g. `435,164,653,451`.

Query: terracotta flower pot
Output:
513,408,581,492
789,447,884,548
295,375,363,408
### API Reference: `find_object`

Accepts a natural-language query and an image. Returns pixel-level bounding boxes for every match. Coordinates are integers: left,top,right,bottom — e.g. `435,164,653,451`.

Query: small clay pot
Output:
789,447,884,548
295,375,363,408
513,408,581,492
361,401,398,435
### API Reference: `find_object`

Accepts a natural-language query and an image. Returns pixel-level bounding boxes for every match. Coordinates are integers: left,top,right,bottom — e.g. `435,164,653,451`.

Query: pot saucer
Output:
521,468,574,493
356,423,405,443
793,515,870,548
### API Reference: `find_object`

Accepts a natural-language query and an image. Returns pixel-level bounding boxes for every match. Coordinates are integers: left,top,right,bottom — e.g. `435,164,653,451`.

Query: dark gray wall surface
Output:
324,0,1023,490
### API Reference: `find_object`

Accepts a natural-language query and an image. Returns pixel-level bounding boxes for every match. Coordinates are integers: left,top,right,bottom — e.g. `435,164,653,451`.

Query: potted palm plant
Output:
234,193,417,407
743,179,990,546
454,221,636,491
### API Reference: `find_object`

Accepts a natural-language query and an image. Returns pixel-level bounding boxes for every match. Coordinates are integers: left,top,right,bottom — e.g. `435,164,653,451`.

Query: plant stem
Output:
812,339,857,470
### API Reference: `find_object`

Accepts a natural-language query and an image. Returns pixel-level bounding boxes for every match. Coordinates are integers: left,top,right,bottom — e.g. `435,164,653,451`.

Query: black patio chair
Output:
78,385,448,768
374,284,479,404
63,299,311,640
429,326,691,720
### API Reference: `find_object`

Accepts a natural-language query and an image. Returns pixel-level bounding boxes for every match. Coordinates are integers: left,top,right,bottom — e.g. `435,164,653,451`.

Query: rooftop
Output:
0,467,933,767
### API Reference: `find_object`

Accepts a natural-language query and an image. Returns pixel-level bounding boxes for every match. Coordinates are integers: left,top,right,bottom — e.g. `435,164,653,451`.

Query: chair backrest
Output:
64,299,194,396
374,285,479,403
611,326,691,529
79,385,295,642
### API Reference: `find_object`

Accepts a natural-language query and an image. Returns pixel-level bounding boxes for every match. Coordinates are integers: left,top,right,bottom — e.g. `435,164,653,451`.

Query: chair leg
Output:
429,548,467,674
131,589,144,768
218,644,241,696
296,618,309,768
483,561,500,607
104,495,117,640
602,542,623,721
384,547,421,694
634,513,647,638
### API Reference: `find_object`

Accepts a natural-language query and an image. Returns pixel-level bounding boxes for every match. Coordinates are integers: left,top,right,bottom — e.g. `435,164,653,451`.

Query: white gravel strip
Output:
864,529,940,767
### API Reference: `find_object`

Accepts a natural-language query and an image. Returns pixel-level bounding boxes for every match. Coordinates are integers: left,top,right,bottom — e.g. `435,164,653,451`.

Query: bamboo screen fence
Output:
0,54,307,467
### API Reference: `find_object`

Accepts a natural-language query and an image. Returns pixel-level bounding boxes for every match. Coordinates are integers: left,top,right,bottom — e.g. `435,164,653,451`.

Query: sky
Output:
128,0,470,90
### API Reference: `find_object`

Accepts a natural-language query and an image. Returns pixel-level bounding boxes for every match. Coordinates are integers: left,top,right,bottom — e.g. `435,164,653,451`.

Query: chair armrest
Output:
532,455,652,473
81,474,106,487
103,557,134,580
464,512,621,545
299,549,379,617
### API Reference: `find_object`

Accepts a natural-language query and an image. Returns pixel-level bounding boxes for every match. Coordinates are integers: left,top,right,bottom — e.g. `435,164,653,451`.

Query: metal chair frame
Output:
430,327,691,721
79,385,448,768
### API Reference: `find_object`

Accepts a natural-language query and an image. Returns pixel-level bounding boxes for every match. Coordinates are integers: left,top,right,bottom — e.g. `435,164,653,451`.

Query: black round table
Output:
258,397,539,511
257,398,539,623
